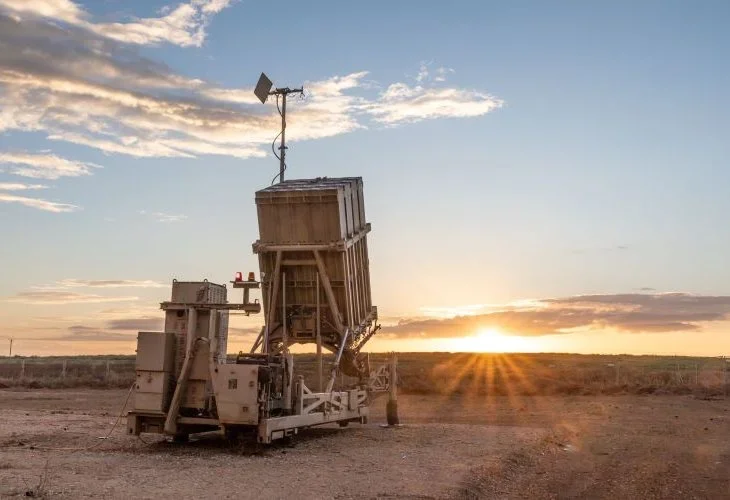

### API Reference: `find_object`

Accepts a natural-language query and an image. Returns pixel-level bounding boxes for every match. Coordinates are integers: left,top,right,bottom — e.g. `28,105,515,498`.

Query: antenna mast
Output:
254,73,304,183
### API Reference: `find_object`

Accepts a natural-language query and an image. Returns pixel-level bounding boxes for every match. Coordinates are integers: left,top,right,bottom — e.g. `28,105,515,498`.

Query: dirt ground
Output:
1,390,729,499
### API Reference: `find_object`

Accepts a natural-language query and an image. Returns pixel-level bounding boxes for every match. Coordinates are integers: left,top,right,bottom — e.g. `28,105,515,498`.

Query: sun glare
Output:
468,328,536,353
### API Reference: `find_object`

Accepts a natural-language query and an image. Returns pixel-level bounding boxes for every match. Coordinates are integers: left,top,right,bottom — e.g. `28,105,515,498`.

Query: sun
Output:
470,327,534,353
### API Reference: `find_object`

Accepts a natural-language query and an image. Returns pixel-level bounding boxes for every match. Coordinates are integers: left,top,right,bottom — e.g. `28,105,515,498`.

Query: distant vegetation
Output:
1,352,729,397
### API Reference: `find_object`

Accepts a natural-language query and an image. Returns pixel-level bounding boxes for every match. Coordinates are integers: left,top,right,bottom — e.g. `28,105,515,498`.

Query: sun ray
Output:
500,353,538,396
433,353,480,396
466,354,487,398
494,355,525,412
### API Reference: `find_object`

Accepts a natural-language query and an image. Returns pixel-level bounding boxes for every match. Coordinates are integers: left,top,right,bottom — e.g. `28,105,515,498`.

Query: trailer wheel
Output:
338,420,349,428
172,433,189,443
224,427,241,443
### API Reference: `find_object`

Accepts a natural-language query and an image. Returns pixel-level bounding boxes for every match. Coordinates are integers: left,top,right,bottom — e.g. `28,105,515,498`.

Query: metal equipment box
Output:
162,281,230,411
133,332,175,413
170,280,227,304
135,331,175,372
255,177,367,244
164,281,229,376
211,364,260,425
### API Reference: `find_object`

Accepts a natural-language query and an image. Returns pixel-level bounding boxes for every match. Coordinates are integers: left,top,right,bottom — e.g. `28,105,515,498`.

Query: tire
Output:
172,433,189,443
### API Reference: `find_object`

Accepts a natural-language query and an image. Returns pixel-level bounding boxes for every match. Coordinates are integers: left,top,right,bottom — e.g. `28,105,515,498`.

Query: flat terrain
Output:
1,390,729,499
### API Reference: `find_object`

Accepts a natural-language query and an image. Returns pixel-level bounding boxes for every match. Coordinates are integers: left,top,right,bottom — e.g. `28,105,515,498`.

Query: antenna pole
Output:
254,73,304,182
268,86,303,183
280,92,287,182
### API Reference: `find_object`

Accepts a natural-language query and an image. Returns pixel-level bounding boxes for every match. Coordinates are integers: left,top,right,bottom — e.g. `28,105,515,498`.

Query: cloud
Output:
0,0,84,24
139,211,188,222
153,212,187,223
414,61,454,84
5,291,138,304
0,193,78,212
415,62,431,83
106,317,163,331
433,67,455,83
383,293,730,338
364,83,503,125
0,182,47,190
61,325,135,341
0,152,101,179
49,279,166,289
0,0,234,48
419,304,491,319
228,326,262,340
0,12,502,162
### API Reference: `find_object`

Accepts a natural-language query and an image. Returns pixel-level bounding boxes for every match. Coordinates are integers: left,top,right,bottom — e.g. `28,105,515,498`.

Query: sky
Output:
1,0,730,357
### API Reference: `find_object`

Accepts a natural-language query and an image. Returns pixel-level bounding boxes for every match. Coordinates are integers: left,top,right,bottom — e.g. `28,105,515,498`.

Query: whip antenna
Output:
254,72,304,183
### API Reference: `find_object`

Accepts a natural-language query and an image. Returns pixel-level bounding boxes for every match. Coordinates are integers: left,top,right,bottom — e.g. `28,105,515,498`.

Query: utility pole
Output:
254,72,304,183
8,338,11,357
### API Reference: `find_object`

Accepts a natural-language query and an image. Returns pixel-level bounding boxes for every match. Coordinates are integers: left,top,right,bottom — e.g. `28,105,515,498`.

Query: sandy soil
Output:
1,389,729,499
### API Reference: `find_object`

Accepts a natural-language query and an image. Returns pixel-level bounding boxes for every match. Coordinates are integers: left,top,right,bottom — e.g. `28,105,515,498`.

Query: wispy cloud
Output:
414,61,454,84
0,193,78,212
106,317,163,331
153,212,187,223
415,61,431,83
62,325,135,341
384,293,730,338
433,66,454,83
0,12,502,162
228,326,263,340
0,152,100,179
5,291,138,304
42,279,167,289
139,210,188,222
419,304,492,319
0,0,234,48
364,83,503,125
0,182,47,190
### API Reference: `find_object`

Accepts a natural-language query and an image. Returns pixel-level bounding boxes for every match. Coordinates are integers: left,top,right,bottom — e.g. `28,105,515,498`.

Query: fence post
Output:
19,359,25,380
106,360,111,380
61,360,67,380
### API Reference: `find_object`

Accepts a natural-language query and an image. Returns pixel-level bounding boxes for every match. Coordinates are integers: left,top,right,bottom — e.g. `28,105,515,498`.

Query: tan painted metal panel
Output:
182,380,208,408
212,364,259,425
164,282,228,379
255,178,376,353
134,371,171,412
255,177,367,244
135,332,175,372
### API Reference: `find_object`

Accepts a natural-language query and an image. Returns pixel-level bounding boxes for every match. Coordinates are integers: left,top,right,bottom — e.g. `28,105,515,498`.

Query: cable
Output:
270,129,284,185
270,93,287,185
20,382,135,453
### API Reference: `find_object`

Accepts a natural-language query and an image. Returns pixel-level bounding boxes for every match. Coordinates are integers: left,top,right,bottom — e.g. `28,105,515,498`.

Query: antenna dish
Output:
254,71,303,183
254,72,273,104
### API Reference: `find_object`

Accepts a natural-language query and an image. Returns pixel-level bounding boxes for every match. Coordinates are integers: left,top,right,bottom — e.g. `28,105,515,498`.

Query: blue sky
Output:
1,0,730,355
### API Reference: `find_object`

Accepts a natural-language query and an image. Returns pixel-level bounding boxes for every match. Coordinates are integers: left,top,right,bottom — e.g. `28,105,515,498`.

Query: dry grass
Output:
0,357,134,389
1,352,728,396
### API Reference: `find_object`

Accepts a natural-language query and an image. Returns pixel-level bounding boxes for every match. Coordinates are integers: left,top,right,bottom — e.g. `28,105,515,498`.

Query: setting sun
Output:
469,328,536,353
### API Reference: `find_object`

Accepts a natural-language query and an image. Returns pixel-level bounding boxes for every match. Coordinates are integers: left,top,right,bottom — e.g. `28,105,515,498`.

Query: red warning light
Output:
247,272,256,281
234,272,243,282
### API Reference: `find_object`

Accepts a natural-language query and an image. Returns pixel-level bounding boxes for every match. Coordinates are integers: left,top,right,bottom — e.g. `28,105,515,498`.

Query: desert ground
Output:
1,389,729,499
